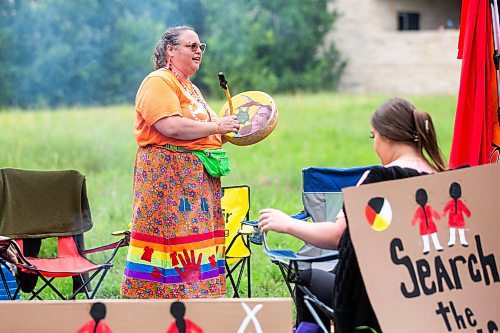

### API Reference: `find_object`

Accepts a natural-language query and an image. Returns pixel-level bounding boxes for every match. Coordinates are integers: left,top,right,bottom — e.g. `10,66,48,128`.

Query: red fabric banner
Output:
450,0,499,167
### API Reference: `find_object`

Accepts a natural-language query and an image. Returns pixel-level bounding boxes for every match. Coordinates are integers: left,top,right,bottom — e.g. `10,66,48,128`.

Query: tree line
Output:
0,0,344,109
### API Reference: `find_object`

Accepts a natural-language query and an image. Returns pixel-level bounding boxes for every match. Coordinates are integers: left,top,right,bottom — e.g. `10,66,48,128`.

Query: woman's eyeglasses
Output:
183,42,207,53
369,132,375,139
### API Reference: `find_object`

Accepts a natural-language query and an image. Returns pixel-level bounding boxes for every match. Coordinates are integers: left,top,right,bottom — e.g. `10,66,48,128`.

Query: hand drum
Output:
219,91,278,146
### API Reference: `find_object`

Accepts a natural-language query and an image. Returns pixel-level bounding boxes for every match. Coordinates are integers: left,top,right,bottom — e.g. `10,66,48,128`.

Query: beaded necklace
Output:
163,66,217,121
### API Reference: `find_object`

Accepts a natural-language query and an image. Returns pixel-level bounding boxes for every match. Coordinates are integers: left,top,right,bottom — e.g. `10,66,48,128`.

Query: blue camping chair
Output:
256,166,373,333
259,165,429,333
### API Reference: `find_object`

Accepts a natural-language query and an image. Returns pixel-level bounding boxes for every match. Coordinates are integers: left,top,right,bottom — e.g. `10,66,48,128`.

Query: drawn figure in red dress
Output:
77,302,113,333
411,188,443,254
166,301,204,333
442,182,471,247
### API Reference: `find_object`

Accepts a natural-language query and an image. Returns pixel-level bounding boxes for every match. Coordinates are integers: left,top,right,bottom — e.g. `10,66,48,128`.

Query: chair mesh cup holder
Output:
249,227,263,245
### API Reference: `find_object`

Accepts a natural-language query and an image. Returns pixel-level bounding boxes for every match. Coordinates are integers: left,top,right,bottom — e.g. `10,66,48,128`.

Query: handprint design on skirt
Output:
174,249,202,283
208,246,219,268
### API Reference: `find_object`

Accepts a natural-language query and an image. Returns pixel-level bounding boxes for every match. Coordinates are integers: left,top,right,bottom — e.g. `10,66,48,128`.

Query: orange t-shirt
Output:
134,69,222,150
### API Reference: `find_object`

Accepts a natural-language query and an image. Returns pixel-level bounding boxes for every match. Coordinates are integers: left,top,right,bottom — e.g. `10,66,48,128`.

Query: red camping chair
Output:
0,168,129,300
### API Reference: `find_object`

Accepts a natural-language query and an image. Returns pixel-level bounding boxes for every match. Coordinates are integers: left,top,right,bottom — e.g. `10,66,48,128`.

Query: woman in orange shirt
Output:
121,26,239,299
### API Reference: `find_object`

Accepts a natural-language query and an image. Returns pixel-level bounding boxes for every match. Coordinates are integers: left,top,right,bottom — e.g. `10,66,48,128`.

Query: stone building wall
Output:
328,0,462,94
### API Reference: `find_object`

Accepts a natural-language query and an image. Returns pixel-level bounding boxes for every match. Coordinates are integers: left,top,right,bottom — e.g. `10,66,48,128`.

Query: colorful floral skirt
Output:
121,145,226,299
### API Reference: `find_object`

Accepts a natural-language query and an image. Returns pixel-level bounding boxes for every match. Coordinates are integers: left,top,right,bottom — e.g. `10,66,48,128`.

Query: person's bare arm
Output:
154,114,239,140
258,208,346,250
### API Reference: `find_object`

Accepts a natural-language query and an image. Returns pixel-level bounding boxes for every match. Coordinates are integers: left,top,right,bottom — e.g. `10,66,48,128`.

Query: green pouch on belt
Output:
192,148,230,178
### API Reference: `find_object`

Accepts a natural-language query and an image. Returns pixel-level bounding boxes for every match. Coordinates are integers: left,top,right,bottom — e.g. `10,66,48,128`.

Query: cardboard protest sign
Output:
343,164,500,333
0,298,292,333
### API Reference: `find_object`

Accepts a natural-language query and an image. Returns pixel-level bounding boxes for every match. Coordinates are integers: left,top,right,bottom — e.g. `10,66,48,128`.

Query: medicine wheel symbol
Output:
365,197,392,231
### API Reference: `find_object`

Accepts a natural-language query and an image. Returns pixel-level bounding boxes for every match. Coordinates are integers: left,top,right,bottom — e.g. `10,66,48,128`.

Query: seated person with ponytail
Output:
258,97,447,332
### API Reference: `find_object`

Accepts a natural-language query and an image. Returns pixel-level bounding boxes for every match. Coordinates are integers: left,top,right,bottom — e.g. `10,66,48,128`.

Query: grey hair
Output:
152,26,194,70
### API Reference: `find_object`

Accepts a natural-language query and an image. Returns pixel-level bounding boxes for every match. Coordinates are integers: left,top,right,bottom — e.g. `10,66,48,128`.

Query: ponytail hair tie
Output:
425,119,429,133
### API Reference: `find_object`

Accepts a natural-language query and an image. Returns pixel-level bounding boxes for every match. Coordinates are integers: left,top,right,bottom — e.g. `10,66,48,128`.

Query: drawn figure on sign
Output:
77,302,113,333
166,301,203,333
442,182,471,247
237,303,263,333
411,188,443,254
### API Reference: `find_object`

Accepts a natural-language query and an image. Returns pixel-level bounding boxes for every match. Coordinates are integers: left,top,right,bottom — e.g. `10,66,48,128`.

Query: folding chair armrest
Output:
111,229,131,245
241,221,259,228
241,211,309,246
241,220,258,227
263,248,339,263
262,231,338,263
0,236,33,268
241,209,309,226
0,236,16,264
80,237,128,264
240,220,264,245
111,229,131,237
241,211,308,229
80,238,125,254
237,224,255,236
291,210,310,221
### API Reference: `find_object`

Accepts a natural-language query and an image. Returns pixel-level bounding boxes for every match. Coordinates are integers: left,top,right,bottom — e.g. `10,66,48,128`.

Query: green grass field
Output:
0,92,457,299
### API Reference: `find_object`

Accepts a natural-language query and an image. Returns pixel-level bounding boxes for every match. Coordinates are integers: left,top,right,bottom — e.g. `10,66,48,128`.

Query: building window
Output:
398,12,420,31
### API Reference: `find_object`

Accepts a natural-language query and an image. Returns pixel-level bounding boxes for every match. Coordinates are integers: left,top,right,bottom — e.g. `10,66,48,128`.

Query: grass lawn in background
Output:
0,92,456,299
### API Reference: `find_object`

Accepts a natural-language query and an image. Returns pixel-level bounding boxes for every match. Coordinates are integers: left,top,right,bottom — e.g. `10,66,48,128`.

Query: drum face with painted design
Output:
219,91,278,146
